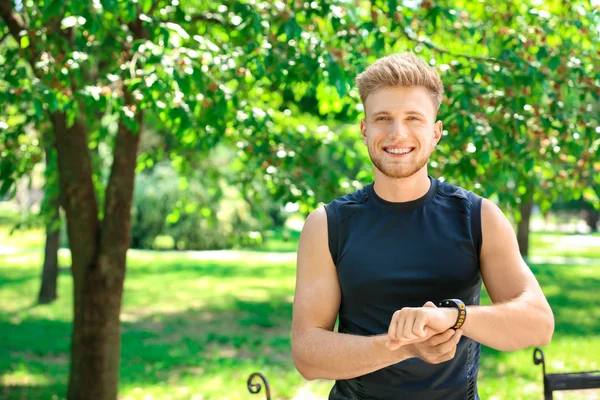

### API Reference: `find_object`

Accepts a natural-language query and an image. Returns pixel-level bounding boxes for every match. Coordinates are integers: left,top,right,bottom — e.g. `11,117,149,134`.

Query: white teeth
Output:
386,148,412,155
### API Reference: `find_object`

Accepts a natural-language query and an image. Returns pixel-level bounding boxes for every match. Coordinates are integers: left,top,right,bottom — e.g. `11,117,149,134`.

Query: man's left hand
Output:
386,301,458,350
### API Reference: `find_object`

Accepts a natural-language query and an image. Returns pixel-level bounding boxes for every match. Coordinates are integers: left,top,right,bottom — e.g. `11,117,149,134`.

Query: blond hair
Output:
356,52,444,115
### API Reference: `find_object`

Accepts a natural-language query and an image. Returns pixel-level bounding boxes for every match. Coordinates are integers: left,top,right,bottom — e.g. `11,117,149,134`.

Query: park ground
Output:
1,212,599,399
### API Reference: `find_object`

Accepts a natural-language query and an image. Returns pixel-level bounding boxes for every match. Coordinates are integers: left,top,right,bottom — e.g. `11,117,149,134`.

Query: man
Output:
291,52,554,399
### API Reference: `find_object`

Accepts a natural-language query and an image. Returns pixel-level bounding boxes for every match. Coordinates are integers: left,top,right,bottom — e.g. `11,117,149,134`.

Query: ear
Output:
360,119,367,145
432,120,443,147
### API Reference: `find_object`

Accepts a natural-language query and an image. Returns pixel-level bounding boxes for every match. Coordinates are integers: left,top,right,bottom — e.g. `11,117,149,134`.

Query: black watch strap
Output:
438,299,467,330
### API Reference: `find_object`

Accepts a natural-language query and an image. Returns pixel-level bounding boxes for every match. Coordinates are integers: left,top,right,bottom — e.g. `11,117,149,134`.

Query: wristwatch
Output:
438,299,467,330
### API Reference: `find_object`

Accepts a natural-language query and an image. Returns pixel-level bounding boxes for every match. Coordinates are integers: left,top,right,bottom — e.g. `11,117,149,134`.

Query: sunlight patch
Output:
0,245,18,255
1,371,49,386
293,385,327,400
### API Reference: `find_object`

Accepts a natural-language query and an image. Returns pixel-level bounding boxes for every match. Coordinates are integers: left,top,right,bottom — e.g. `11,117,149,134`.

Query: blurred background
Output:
1,0,599,399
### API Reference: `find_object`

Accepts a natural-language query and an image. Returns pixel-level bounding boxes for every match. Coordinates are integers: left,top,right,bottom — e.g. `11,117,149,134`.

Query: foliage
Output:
131,161,262,250
1,0,598,224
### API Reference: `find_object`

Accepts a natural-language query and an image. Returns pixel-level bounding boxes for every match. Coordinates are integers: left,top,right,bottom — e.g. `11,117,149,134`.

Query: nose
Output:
389,120,408,139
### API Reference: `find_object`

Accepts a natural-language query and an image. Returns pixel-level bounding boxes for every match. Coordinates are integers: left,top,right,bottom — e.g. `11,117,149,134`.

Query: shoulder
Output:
303,205,328,233
434,179,482,212
480,198,512,235
304,184,370,233
298,206,336,266
325,184,370,209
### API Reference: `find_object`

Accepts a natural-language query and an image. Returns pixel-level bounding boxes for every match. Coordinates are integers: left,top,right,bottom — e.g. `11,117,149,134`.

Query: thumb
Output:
423,301,437,308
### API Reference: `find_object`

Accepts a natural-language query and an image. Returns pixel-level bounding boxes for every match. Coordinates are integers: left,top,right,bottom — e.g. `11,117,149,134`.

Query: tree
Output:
37,139,61,304
0,1,352,398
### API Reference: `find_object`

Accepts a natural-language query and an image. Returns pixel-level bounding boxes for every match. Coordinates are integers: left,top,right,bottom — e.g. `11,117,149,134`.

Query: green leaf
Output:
66,107,77,128
0,177,14,198
536,46,547,60
388,0,398,16
47,93,59,112
328,62,346,98
33,98,43,118
44,0,65,20
481,151,491,165
142,0,152,14
525,158,534,172
128,78,143,91
122,115,139,133
540,199,552,213
20,35,29,49
549,57,561,71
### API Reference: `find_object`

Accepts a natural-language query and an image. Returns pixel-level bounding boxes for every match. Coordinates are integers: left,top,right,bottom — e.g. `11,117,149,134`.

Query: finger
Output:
427,329,455,346
437,344,458,363
423,301,437,308
395,312,410,341
412,310,429,338
454,330,463,344
388,311,400,341
437,330,462,354
402,312,419,340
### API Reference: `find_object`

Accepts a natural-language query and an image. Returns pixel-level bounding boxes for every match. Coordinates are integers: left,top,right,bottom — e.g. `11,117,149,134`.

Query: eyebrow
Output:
370,110,427,119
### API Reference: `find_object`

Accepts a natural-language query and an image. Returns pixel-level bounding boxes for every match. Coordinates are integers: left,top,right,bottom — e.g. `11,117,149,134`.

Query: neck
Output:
373,168,431,203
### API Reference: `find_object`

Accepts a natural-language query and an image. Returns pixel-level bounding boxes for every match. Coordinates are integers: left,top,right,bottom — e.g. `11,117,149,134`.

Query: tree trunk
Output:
38,206,60,304
582,210,599,232
51,107,141,399
517,196,533,257
38,140,62,304
48,109,141,399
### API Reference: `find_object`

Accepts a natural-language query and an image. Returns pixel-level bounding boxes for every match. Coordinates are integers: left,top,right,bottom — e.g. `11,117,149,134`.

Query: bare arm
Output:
291,206,412,381
460,198,555,351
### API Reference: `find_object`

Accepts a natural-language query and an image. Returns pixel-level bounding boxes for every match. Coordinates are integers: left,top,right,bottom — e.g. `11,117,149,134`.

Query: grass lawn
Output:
1,223,599,399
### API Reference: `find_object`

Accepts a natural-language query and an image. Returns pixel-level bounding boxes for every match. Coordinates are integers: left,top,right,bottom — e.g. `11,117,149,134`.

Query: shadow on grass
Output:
531,263,600,336
477,261,600,385
0,294,295,399
1,384,67,400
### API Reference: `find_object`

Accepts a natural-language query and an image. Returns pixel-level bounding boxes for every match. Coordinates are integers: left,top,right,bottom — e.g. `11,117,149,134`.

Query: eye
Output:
407,116,420,121
376,116,390,121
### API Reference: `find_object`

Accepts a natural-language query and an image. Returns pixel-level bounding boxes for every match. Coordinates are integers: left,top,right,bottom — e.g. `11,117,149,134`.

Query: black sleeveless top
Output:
324,176,483,400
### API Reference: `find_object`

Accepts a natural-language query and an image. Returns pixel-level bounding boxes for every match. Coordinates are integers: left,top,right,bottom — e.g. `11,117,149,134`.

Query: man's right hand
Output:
405,329,463,364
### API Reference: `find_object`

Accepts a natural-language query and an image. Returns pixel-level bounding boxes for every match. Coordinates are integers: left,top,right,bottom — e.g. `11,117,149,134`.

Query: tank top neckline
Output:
366,175,438,211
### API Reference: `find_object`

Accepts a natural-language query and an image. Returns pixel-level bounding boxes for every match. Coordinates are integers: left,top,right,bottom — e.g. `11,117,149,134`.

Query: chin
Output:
372,157,430,179
380,169,420,179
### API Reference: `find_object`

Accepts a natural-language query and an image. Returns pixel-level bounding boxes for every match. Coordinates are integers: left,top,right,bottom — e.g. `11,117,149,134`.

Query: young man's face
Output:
360,86,443,179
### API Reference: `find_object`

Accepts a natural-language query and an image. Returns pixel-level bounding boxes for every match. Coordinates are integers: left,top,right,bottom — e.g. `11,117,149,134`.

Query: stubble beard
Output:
367,143,431,179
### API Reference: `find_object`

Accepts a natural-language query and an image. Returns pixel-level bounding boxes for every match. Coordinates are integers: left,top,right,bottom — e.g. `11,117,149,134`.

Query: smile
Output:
384,147,415,156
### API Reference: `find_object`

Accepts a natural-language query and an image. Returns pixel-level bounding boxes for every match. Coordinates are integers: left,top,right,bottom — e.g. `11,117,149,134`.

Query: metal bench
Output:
533,347,600,399
247,372,271,399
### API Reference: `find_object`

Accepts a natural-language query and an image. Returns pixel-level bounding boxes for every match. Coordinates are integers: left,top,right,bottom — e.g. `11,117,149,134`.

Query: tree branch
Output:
159,12,229,27
399,27,512,67
0,1,45,79
98,11,146,277
188,13,227,24
0,0,25,40
98,87,142,278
